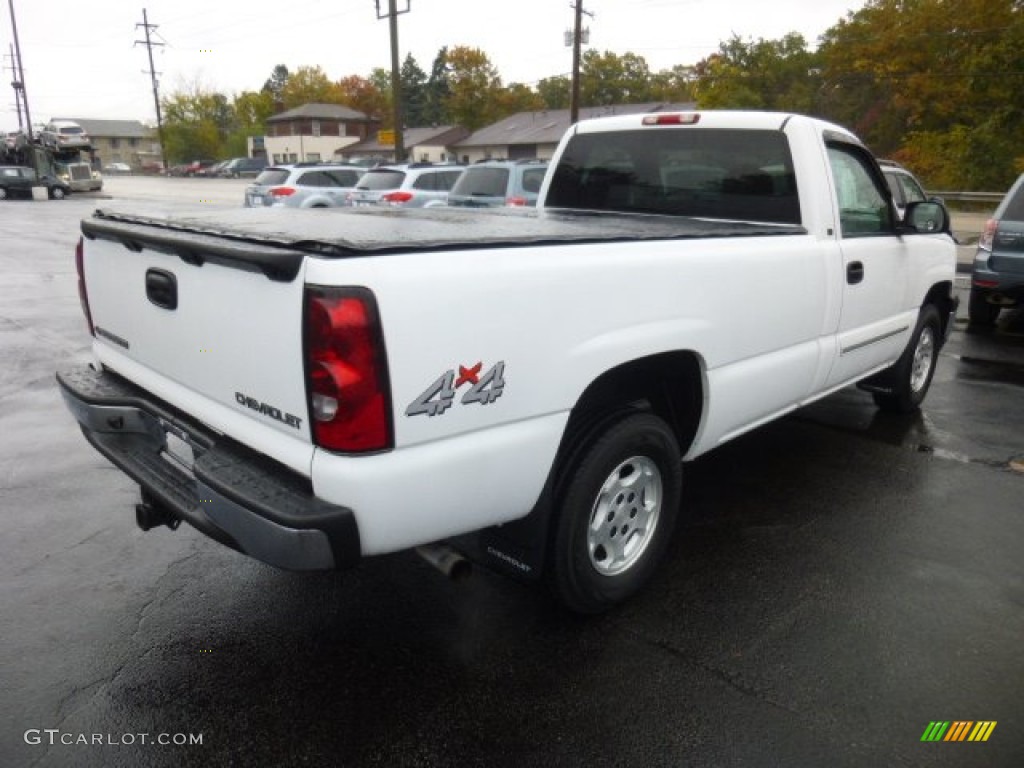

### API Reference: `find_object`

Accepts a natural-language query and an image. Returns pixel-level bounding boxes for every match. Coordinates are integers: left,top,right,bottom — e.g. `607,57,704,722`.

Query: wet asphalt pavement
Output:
1,184,1022,767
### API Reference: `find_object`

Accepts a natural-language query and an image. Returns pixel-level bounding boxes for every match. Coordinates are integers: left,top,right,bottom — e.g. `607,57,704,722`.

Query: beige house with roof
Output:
265,103,380,164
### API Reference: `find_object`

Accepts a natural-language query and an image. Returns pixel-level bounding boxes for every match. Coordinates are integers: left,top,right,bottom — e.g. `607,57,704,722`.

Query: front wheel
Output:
547,411,682,613
873,304,941,413
48,186,66,200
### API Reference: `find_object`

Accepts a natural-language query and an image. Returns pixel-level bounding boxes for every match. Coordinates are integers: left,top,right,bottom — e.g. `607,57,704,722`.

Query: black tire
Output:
48,186,66,200
0,187,7,200
967,288,1000,326
547,411,682,613
872,304,941,413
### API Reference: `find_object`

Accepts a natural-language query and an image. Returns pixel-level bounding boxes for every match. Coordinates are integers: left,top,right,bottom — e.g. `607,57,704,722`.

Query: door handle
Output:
847,261,864,285
146,268,178,310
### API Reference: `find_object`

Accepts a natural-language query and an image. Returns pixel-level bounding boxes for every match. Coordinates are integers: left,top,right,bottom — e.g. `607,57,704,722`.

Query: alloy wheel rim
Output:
911,326,936,393
587,456,662,576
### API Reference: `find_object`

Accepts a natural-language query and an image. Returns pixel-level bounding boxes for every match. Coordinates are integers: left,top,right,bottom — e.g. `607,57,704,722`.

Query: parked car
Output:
244,164,366,208
39,120,90,150
219,156,268,178
347,163,465,208
167,161,213,177
969,172,1024,325
0,165,71,200
878,159,936,220
447,159,548,208
104,162,132,174
196,160,229,178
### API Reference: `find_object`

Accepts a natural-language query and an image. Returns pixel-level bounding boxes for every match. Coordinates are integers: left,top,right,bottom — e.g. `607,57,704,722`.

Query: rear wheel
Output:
873,304,941,413
548,411,682,613
0,187,7,200
968,288,1000,326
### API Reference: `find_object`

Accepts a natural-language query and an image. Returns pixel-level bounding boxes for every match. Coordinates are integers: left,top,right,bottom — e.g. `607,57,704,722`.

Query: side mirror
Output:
902,201,950,235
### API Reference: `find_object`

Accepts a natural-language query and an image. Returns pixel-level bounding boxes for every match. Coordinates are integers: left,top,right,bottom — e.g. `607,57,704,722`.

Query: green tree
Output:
537,75,570,109
161,82,234,162
401,54,428,126
580,51,653,105
818,0,1024,188
224,89,275,157
495,83,546,118
422,48,452,125
650,65,697,104
337,75,388,121
444,46,503,130
692,34,819,112
262,64,290,107
280,65,340,109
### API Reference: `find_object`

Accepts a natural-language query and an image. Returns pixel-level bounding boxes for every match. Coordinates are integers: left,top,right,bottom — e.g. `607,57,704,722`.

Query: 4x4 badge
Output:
406,361,506,417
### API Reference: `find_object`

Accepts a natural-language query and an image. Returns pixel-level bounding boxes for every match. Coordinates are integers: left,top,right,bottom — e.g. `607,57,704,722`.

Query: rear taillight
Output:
75,237,94,336
978,218,997,251
304,287,392,453
270,186,296,197
382,191,414,204
506,196,527,207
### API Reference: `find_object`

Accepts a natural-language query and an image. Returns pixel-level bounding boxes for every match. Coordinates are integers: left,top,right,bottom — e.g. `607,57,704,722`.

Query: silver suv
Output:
447,159,548,208
970,172,1024,325
346,164,465,208
879,159,930,220
244,164,365,208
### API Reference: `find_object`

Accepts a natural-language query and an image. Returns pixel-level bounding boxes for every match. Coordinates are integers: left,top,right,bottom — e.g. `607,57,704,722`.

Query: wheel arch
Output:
560,350,705,470
922,280,956,340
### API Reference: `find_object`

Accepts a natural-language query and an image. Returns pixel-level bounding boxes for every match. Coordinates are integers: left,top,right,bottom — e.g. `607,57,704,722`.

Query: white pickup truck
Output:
58,111,957,612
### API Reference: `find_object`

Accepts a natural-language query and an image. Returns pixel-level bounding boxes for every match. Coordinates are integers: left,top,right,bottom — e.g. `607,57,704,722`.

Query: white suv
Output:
244,164,365,208
346,164,465,208
40,120,90,150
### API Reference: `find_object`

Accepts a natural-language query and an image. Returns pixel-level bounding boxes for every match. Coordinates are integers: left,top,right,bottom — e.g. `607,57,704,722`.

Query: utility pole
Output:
567,0,593,125
7,0,32,139
5,44,24,129
135,9,166,168
375,0,410,163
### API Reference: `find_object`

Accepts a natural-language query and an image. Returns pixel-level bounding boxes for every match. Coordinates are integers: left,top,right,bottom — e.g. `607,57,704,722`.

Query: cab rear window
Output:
452,168,509,197
546,128,800,224
255,168,290,186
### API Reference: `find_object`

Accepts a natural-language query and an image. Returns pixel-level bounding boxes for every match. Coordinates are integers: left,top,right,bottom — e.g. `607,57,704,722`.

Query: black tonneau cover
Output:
82,204,806,282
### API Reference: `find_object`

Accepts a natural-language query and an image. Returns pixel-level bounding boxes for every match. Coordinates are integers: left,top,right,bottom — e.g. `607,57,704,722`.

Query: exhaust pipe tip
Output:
416,543,472,581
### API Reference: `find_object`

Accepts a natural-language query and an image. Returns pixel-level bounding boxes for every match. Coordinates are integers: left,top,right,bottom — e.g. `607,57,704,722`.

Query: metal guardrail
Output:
928,191,1004,205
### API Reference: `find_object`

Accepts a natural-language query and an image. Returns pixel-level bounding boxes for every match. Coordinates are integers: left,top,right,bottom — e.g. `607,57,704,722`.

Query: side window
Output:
412,172,435,191
827,145,893,237
325,170,359,186
297,171,325,187
522,168,545,194
441,170,463,190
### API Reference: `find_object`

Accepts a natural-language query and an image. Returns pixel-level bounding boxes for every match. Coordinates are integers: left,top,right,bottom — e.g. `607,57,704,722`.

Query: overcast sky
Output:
2,0,866,130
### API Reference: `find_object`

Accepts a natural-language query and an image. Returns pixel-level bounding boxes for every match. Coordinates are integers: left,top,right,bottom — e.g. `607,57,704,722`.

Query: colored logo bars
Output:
921,721,997,742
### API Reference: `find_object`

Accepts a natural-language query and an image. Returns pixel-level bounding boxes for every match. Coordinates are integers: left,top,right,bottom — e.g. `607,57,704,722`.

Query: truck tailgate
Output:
80,213,314,473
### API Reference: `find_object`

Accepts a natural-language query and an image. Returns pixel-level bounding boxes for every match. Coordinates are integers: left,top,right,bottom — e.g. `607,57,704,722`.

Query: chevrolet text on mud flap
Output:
58,111,957,612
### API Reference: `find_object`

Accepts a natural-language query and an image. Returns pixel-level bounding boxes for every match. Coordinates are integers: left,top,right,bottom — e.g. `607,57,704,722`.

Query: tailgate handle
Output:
146,268,178,310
